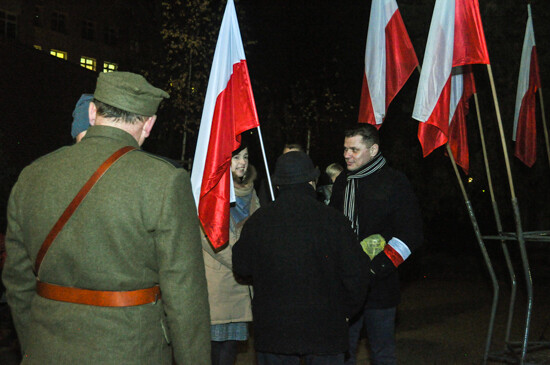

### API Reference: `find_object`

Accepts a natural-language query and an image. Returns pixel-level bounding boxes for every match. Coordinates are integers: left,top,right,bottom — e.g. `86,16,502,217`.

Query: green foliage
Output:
144,0,224,158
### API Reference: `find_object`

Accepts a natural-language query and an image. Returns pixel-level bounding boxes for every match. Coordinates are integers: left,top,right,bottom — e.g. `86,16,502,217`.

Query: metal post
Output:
473,92,517,347
256,126,275,201
445,144,499,364
538,89,550,169
487,64,532,364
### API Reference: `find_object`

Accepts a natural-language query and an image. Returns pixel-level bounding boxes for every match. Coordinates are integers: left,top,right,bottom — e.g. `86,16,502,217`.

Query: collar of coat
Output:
82,125,140,148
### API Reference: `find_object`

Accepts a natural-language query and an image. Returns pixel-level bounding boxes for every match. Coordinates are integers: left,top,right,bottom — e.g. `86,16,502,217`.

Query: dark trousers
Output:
345,307,397,365
257,352,345,365
211,340,239,365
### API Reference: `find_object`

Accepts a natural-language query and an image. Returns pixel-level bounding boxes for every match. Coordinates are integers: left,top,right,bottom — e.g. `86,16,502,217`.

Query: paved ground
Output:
1,250,549,364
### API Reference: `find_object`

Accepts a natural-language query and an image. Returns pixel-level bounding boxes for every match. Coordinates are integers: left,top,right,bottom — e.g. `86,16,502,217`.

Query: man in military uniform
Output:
2,72,211,364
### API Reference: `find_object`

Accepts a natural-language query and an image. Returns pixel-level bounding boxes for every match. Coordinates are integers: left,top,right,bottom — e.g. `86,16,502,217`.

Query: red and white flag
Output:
448,66,476,174
191,0,259,250
358,0,418,127
412,0,489,160
512,4,541,167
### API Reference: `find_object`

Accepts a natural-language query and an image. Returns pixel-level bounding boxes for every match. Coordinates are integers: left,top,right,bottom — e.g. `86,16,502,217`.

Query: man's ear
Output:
88,102,97,126
370,143,379,157
141,115,157,139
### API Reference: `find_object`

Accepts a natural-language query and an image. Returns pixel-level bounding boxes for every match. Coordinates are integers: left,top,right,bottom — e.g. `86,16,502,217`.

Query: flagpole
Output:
538,88,550,168
445,143,499,364
486,64,532,363
256,126,275,201
472,90,517,353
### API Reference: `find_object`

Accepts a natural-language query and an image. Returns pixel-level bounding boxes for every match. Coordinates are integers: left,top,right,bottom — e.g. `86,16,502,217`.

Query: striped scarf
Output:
344,153,386,235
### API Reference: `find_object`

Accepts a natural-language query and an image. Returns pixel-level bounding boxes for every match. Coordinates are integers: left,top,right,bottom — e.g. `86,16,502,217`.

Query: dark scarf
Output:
344,152,386,235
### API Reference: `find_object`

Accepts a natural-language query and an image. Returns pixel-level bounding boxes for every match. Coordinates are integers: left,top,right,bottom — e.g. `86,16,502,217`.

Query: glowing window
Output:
33,45,42,50
50,49,67,60
80,56,96,71
103,62,118,73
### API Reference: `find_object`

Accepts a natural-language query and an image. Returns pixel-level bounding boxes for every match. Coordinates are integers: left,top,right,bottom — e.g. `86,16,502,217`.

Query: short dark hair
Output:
93,99,148,125
283,143,304,153
344,125,379,147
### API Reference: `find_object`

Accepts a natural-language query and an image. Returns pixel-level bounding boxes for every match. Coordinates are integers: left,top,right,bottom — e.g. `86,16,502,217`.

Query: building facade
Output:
0,0,161,73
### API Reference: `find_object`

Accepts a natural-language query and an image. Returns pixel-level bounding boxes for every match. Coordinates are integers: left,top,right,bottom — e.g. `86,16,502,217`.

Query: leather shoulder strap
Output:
34,146,136,274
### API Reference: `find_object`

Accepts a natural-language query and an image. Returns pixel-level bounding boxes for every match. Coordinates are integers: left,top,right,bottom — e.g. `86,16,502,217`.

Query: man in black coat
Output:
233,151,370,365
330,125,423,365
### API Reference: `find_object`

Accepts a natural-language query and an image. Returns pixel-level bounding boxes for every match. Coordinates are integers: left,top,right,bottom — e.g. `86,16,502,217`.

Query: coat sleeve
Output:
333,215,371,319
370,175,423,278
155,170,211,364
2,181,36,353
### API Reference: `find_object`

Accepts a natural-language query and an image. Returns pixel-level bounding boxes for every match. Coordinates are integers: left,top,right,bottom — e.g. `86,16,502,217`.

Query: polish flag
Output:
512,4,541,167
191,0,259,250
358,0,418,127
412,0,489,158
448,66,476,174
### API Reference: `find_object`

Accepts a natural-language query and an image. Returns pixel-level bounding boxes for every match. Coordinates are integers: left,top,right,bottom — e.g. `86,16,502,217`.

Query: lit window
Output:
33,45,42,50
50,49,67,60
0,10,18,39
51,11,66,33
80,56,96,71
103,62,118,73
81,20,95,41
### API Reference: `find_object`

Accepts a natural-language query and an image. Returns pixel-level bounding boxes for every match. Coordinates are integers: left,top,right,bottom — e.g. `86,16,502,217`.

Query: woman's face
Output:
231,147,249,179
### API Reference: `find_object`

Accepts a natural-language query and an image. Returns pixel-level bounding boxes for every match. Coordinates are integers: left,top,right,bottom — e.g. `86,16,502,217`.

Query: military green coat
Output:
2,126,211,364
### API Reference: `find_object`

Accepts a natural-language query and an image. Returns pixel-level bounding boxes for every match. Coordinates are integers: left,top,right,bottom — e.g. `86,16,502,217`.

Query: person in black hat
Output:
233,151,370,365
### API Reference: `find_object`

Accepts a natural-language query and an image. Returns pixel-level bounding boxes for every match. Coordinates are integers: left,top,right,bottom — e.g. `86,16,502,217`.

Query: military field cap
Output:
94,72,169,117
272,151,320,185
71,93,93,138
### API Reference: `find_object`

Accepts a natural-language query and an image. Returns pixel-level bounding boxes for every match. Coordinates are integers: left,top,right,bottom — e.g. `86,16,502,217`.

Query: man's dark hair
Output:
93,99,148,125
344,125,380,147
283,143,305,153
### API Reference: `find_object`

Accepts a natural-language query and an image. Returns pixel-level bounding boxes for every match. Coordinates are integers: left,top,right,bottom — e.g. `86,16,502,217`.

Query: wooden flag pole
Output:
486,64,533,364
538,88,550,168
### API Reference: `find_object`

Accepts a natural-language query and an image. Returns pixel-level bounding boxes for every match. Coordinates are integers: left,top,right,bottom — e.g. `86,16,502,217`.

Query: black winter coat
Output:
330,163,423,309
233,184,370,355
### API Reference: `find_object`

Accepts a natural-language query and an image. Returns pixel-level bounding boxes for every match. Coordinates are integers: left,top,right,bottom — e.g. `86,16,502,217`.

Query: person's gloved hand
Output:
360,234,386,260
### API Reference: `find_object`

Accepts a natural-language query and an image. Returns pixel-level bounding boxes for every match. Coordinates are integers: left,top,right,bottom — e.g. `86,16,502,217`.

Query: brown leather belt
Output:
36,281,161,307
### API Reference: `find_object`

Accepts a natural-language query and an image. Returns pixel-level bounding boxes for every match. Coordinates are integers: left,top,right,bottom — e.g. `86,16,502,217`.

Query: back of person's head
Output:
344,124,380,147
282,143,305,154
325,163,344,182
92,99,148,125
272,151,320,186
71,94,93,140
93,71,169,124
